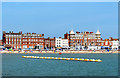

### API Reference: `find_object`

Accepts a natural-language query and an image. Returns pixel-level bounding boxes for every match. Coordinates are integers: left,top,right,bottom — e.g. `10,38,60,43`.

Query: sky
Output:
2,2,118,39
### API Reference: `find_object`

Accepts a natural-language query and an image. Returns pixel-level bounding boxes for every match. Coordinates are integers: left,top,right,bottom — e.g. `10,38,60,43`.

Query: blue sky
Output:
2,2,118,39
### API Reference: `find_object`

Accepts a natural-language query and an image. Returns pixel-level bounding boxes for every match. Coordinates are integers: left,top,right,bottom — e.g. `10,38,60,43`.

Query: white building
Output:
55,37,69,48
112,40,119,50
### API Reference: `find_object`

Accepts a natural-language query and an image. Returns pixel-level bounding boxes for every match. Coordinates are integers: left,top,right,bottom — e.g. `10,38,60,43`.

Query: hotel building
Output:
101,37,119,50
55,37,69,49
3,31,44,49
3,31,22,49
64,29,102,50
22,33,44,49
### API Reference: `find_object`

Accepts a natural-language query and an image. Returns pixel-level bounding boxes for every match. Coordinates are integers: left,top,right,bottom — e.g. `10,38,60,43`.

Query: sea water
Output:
2,53,118,76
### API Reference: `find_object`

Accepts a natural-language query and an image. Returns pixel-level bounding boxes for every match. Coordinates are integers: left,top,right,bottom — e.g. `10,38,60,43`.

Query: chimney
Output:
76,31,80,34
20,31,22,34
42,34,44,36
90,32,93,34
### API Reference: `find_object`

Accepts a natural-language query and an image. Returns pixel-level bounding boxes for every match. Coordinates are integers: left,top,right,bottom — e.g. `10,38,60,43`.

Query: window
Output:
105,41,107,45
102,43,103,45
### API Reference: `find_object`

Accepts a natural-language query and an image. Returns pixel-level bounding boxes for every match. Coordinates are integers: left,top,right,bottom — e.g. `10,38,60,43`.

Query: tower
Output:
95,29,101,39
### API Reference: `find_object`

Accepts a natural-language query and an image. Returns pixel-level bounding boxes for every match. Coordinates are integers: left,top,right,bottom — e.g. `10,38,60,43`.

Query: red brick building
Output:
44,37,55,49
3,31,44,49
22,33,44,49
101,37,119,49
3,31,22,49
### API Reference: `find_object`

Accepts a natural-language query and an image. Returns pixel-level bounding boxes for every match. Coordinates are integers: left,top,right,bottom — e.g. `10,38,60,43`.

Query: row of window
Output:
70,37,98,39
6,35,21,37
45,40,55,42
23,34,42,36
22,37,43,38
23,39,44,41
6,39,21,41
23,43,43,44
6,41,21,44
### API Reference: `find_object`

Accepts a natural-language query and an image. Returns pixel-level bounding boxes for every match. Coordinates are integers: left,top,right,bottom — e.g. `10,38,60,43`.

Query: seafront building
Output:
22,32,44,49
64,29,101,50
101,37,119,50
3,31,22,49
64,29,119,50
55,37,69,50
2,31,44,49
2,30,119,50
44,37,55,50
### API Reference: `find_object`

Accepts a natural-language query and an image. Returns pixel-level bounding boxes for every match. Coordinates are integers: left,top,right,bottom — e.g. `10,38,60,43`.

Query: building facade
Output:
3,31,22,49
2,30,119,50
64,29,101,50
44,37,55,49
3,31,44,49
22,33,44,49
55,37,69,49
100,37,118,50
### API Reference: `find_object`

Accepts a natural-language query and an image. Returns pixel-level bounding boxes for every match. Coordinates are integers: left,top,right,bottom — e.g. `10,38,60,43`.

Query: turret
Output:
95,29,101,39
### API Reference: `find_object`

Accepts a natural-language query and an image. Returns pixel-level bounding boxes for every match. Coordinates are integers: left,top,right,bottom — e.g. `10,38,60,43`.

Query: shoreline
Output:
0,50,119,54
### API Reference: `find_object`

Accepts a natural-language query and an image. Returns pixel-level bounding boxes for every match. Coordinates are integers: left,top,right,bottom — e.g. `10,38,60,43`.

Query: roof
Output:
96,29,101,34
69,29,74,34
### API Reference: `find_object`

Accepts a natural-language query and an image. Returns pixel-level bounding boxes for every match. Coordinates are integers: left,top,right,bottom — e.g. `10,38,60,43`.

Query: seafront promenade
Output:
0,50,119,54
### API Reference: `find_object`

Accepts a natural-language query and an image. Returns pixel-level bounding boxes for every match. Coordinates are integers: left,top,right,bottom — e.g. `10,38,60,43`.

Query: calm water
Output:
2,53,118,76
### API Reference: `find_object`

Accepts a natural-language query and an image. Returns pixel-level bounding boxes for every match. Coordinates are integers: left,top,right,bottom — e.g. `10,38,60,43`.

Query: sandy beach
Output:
0,50,119,54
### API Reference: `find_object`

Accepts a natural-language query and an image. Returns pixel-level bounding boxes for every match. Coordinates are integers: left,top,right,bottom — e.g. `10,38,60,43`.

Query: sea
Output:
2,53,118,76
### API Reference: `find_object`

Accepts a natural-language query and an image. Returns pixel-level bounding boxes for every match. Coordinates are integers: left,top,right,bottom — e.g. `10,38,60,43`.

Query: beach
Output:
0,50,119,54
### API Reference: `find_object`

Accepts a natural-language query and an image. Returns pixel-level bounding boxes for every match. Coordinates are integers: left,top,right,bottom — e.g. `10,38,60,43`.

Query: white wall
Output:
112,40,119,50
88,46,101,50
62,39,69,47
55,38,69,48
